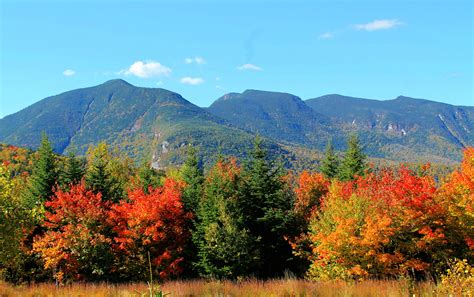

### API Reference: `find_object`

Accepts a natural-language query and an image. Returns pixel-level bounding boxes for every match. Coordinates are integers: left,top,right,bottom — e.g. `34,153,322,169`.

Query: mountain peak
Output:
241,89,297,98
101,79,134,87
392,95,443,105
394,95,412,100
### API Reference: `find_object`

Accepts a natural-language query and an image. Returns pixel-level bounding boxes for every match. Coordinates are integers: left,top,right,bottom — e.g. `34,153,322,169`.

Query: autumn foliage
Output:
437,147,474,252
294,171,330,218
1,139,473,284
303,159,473,280
109,178,191,280
33,183,113,282
31,178,192,283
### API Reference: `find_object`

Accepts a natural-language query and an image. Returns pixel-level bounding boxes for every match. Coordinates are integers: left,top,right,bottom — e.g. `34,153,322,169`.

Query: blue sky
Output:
1,0,472,118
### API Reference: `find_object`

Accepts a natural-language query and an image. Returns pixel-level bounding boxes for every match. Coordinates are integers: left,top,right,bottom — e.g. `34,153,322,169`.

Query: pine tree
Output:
338,134,367,181
194,157,257,279
60,151,84,189
178,146,205,276
320,139,340,179
239,136,297,277
137,159,163,194
180,146,204,215
23,133,58,206
85,143,122,202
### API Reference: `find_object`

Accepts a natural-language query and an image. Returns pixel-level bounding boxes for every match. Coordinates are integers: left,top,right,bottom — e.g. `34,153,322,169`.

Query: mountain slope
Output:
0,80,270,166
208,90,335,147
1,81,472,166
306,94,474,161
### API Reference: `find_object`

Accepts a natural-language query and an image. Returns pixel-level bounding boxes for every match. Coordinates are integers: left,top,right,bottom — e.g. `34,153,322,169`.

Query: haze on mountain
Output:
1,79,473,167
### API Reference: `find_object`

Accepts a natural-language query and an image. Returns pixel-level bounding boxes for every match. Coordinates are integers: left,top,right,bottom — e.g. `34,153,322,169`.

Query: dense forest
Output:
0,134,472,285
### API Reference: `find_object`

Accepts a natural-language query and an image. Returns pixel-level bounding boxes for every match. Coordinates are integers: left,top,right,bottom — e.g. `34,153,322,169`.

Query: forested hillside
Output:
1,80,473,166
0,135,472,284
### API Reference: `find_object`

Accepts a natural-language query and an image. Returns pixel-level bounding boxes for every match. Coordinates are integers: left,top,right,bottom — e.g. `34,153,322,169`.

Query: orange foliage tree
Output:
305,166,458,280
437,147,474,253
33,183,113,283
294,171,330,218
290,171,330,264
109,178,192,280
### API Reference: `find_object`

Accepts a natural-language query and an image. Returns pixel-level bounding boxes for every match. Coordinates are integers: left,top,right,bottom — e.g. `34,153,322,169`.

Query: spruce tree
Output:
61,151,84,189
194,158,257,278
137,159,163,194
320,139,340,179
23,133,58,206
239,136,296,277
85,143,122,202
178,146,205,276
180,146,204,215
338,134,367,181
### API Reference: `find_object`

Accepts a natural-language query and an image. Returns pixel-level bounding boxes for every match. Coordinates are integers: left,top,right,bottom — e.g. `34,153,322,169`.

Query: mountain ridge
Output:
0,80,271,168
1,80,473,166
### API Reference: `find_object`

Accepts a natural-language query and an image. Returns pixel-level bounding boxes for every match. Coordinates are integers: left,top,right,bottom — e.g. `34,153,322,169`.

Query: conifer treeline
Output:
0,134,472,283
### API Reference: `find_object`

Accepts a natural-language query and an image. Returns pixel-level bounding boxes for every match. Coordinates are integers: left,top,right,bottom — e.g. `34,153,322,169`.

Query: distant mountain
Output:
0,80,274,167
209,91,473,163
1,80,472,166
306,94,474,162
208,90,335,147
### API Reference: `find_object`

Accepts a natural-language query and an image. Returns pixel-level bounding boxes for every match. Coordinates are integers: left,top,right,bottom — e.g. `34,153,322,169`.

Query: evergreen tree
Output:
320,139,340,179
85,143,122,202
180,146,204,215
179,146,205,277
137,159,163,194
194,157,257,279
60,151,84,189
23,133,58,206
239,136,297,277
338,134,367,181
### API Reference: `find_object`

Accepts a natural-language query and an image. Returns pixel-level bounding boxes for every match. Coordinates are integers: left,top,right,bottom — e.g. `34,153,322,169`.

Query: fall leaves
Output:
1,139,473,284
301,163,473,280
32,180,191,282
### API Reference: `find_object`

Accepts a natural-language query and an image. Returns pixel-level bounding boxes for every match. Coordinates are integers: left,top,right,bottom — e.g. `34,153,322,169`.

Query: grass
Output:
0,279,439,297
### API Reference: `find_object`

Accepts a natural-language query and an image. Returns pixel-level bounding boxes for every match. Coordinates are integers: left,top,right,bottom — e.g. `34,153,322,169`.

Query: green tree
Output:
85,143,122,202
7,134,56,283
320,139,340,179
180,146,204,215
0,164,26,270
23,133,58,207
338,134,367,181
137,159,164,194
60,151,84,189
239,136,297,277
194,157,257,279
178,146,205,276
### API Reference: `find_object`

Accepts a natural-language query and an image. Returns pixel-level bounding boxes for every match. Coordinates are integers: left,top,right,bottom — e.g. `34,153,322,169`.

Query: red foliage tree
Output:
33,183,113,283
294,171,330,218
305,166,453,279
109,178,192,280
290,171,330,262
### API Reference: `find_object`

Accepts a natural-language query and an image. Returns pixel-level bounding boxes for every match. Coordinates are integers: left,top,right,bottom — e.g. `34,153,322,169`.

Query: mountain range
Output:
1,79,473,167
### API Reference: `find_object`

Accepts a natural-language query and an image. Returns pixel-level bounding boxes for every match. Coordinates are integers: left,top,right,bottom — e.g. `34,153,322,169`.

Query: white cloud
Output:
180,76,204,85
185,56,206,65
121,60,171,78
237,63,263,71
319,32,334,39
63,69,75,76
354,19,403,31
156,81,164,86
